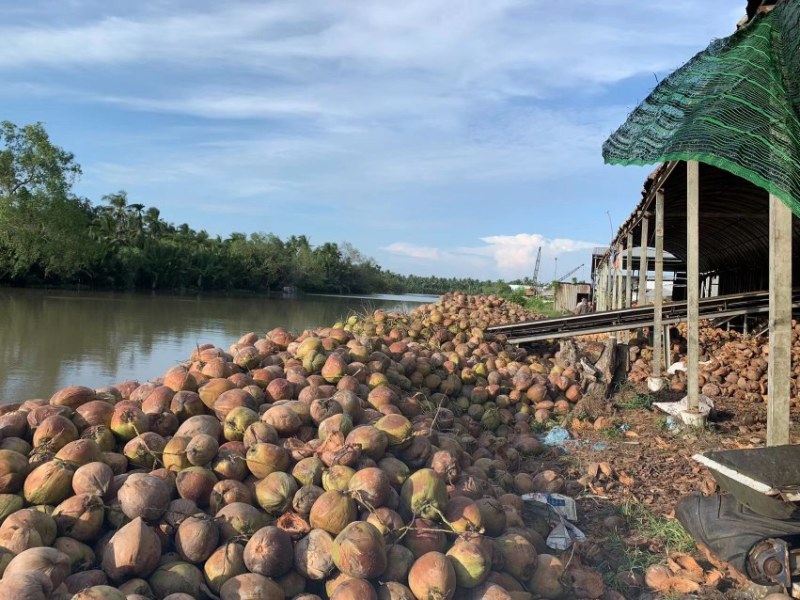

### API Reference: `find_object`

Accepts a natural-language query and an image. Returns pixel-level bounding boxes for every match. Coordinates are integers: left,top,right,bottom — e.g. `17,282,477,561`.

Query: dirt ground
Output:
542,385,800,599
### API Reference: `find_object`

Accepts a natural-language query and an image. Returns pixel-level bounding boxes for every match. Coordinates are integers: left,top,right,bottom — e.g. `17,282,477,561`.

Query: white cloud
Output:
382,233,600,280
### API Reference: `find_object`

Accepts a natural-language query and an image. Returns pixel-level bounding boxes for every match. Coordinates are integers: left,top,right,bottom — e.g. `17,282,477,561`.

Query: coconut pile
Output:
625,321,800,402
0,293,609,600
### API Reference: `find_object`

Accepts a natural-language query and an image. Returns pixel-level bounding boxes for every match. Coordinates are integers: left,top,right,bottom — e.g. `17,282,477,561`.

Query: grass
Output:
614,393,656,411
622,500,695,554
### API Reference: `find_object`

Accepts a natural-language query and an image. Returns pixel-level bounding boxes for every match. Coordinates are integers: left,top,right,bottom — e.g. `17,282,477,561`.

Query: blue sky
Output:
1,0,743,281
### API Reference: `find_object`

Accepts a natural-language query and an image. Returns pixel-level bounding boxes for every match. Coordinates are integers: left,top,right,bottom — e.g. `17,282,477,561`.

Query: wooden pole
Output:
638,216,649,305
626,233,634,308
653,190,665,377
687,161,700,411
767,193,792,446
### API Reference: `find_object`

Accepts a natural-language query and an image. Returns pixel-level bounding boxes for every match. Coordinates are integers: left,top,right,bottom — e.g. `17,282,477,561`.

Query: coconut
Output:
51,385,96,409
175,514,219,564
317,431,361,467
70,585,127,600
262,405,302,437
243,422,279,448
216,502,270,541
110,405,149,442
2,508,57,545
309,490,358,535
54,438,103,467
345,426,388,461
332,390,365,422
1,571,53,600
185,434,219,466
170,391,205,421
32,415,78,452
0,523,43,554
0,449,29,493
294,528,335,580
318,413,354,442
175,415,222,439
242,525,293,577
528,554,565,599
446,538,491,588
82,426,117,452
149,561,204,598
430,450,461,483
163,436,192,472
377,581,415,600
374,414,413,448
322,465,355,492
64,570,108,594
331,521,387,579
150,411,180,437
399,468,447,521
211,445,248,481
123,432,167,470
276,511,310,540
4,546,71,588
495,533,537,582
117,578,154,597
101,517,161,582
224,406,259,442
380,544,415,583
309,397,343,425
0,493,23,522
220,573,285,600
176,466,217,507
291,456,323,487
476,497,507,537
377,457,410,489
74,400,117,430
398,436,433,469
408,551,456,600
348,467,391,509
276,570,306,598
255,471,298,515
101,451,128,474
365,507,405,542
118,473,171,521
331,578,377,600
24,459,74,505
163,365,198,392
444,496,483,534
199,378,236,408
54,536,95,571
293,485,324,516
52,493,105,541
203,542,247,594
245,443,290,479
210,479,253,513
72,461,114,496
403,518,447,558
0,437,31,455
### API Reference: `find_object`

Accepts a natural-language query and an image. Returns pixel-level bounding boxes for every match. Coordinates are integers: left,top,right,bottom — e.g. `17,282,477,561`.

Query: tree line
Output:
0,121,510,296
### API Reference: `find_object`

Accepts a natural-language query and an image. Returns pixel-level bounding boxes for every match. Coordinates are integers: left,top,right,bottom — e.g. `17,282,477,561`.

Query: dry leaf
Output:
704,569,724,587
644,565,673,591
599,462,613,478
618,472,635,487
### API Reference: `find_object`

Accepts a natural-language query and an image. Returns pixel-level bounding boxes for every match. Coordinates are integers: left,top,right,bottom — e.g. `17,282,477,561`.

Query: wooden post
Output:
638,216,649,305
653,190,665,377
687,161,700,411
767,193,792,446
626,232,634,308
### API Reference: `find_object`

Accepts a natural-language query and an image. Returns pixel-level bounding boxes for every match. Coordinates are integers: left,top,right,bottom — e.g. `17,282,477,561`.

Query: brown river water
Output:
0,288,437,403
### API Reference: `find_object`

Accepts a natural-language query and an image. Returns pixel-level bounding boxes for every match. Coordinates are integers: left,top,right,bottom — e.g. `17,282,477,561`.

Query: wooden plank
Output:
767,193,792,446
638,216,649,305
653,190,665,377
687,161,700,411
626,232,634,308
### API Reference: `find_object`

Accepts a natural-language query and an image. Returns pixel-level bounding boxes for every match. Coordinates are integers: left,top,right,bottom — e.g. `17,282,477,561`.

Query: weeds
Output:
622,500,695,554
614,393,656,411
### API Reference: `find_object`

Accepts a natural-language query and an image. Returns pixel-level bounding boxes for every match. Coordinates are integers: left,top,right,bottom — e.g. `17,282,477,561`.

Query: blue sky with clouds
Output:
1,0,744,281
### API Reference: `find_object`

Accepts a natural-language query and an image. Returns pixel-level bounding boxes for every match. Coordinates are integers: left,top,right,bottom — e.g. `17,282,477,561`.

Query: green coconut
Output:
408,552,456,600
446,538,491,588
54,536,95,572
0,493,24,522
82,426,117,452
215,502,270,541
255,471,298,515
309,490,357,535
348,467,391,509
496,532,538,582
23,459,74,505
331,521,387,579
292,456,324,487
203,542,247,594
444,496,484,534
212,446,249,481
109,405,149,442
345,426,388,461
245,443,290,479
163,436,192,472
149,560,204,598
123,432,167,470
322,464,356,492
224,407,259,442
377,457,410,489
374,414,413,448
318,413,354,442
399,468,447,520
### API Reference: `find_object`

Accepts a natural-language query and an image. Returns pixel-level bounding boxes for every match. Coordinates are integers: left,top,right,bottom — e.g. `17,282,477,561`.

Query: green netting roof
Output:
603,0,800,215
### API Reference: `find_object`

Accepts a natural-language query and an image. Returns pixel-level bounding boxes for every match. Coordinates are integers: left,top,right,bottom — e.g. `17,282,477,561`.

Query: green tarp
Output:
603,0,800,214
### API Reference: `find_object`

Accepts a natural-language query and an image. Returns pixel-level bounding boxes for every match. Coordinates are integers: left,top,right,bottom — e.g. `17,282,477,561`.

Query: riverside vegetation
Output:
0,293,615,600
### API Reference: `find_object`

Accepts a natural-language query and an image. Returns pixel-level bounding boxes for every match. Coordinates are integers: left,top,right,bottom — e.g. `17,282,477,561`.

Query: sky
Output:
0,0,744,282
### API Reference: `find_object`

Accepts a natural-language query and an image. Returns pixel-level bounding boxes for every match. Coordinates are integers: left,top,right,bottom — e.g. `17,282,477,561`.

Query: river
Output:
0,288,439,403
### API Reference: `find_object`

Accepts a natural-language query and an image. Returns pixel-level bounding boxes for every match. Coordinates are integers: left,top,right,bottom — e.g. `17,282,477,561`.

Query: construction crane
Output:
556,264,584,283
532,247,542,285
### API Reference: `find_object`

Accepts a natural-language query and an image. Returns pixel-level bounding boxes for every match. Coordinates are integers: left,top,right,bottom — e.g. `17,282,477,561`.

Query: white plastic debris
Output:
654,394,714,418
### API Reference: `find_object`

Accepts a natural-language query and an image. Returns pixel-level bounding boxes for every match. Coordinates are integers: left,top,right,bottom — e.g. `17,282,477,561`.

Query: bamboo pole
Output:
653,190,665,377
638,216,649,305
626,232,634,308
687,161,700,411
767,193,792,446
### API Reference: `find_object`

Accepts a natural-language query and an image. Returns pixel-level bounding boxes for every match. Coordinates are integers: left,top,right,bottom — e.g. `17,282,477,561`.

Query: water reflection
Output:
0,288,435,403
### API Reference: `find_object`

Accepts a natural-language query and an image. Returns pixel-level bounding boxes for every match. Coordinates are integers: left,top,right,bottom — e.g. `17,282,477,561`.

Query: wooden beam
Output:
626,233,634,308
687,161,700,411
653,190,665,377
638,216,649,305
767,193,792,446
